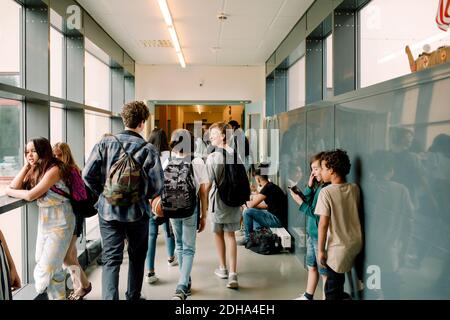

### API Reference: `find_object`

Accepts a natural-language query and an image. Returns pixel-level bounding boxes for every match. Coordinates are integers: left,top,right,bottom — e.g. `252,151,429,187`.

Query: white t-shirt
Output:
162,152,208,194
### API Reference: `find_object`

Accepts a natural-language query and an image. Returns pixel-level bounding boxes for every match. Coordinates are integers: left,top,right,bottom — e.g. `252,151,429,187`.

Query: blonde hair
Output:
53,142,80,172
209,122,231,145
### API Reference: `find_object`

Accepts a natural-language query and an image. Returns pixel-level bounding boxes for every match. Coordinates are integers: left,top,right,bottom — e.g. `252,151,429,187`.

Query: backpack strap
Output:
50,185,72,201
112,135,147,157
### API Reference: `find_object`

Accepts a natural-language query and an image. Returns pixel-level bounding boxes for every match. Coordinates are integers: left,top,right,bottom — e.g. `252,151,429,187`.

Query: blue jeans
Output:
146,216,175,270
170,211,198,291
99,214,149,300
243,208,282,241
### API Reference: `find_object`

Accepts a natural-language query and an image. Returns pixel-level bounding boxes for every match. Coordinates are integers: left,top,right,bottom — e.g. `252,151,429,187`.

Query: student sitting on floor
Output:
237,163,287,246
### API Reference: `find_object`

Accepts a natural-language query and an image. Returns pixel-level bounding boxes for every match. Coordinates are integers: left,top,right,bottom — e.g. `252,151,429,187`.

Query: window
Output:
0,97,23,280
0,0,22,87
84,111,110,241
50,27,65,98
85,111,110,160
360,0,450,88
85,39,111,110
0,99,21,196
325,34,333,98
50,104,65,145
288,56,306,110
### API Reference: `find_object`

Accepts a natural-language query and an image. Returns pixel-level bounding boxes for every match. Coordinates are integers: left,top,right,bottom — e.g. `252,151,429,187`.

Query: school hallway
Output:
83,216,316,300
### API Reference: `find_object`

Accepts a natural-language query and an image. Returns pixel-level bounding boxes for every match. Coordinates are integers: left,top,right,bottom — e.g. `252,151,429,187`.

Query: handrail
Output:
0,195,28,215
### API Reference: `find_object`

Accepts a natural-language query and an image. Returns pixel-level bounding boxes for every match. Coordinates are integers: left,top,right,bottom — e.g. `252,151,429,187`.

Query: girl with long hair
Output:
5,137,75,299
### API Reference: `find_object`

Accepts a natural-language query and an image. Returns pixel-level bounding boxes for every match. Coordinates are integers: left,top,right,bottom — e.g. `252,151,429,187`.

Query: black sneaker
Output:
186,278,192,296
171,289,187,300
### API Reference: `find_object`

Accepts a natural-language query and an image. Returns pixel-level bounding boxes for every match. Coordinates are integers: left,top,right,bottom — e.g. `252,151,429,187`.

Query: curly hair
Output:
120,101,149,129
321,149,351,178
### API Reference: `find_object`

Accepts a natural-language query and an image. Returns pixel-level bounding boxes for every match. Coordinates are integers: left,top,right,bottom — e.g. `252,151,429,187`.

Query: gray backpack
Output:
161,155,197,218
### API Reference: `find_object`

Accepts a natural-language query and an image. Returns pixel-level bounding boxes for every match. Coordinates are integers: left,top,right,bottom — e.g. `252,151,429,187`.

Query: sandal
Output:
68,282,92,300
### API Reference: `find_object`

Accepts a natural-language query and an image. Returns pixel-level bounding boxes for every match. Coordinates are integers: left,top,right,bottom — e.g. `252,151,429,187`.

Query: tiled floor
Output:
84,219,322,300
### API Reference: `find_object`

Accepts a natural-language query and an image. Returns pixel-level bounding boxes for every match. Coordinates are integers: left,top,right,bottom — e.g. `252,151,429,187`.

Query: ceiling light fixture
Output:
157,0,186,68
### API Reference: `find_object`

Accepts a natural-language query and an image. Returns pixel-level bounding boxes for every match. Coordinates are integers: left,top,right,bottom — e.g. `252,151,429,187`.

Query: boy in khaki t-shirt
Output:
315,150,363,300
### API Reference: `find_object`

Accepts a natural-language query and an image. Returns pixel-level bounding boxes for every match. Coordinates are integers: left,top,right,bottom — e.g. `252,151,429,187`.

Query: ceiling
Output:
76,0,315,66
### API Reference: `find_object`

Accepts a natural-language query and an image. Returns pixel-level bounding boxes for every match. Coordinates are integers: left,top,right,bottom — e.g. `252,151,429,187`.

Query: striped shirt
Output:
0,239,12,300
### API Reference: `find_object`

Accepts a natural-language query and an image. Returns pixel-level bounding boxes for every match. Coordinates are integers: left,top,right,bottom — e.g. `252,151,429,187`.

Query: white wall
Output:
136,65,265,102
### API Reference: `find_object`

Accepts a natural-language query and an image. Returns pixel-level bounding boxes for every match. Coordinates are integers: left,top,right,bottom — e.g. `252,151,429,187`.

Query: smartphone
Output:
289,185,307,202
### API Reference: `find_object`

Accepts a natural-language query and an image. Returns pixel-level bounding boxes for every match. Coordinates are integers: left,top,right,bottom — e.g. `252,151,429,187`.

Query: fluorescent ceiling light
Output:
157,0,173,26
157,0,186,68
168,27,181,52
177,52,186,68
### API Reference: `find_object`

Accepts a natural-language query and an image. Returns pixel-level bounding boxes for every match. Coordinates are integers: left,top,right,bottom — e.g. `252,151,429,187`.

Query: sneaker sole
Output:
146,278,158,284
215,272,228,279
227,282,239,289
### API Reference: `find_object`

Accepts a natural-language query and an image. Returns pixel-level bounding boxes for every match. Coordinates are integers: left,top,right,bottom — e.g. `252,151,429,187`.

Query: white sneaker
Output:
227,273,239,289
214,267,229,279
294,293,312,300
168,256,178,267
145,272,158,284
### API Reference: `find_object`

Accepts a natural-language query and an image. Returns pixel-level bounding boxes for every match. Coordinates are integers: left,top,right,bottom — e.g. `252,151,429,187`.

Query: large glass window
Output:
50,27,65,98
288,56,306,110
0,0,22,87
84,111,110,240
360,0,450,88
0,209,23,281
325,34,333,99
85,48,111,110
0,98,21,196
50,104,65,145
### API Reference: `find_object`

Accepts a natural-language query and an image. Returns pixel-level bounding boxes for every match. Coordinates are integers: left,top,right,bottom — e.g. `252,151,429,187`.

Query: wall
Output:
136,65,265,103
275,63,450,299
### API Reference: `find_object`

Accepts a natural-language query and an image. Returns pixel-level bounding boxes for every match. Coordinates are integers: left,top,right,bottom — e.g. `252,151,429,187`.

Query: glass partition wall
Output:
0,0,135,295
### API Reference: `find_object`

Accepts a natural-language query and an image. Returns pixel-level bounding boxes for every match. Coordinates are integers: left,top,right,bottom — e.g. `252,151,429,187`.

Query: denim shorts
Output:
306,235,328,276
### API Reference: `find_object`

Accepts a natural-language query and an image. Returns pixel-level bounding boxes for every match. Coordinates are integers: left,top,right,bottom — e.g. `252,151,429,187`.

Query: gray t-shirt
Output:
206,147,242,224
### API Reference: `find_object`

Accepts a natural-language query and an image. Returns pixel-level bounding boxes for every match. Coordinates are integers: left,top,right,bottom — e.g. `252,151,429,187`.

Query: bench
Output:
270,227,292,250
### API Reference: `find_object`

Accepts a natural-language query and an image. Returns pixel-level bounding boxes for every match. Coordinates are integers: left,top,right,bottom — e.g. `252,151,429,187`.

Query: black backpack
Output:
161,155,197,219
214,148,250,207
246,227,282,255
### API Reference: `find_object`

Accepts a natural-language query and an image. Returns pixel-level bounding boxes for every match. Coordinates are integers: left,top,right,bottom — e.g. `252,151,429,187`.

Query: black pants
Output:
99,214,149,300
325,266,351,300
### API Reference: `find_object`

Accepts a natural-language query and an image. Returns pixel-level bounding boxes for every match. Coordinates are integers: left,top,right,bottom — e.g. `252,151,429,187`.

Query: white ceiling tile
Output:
76,0,311,66
225,0,284,17
280,0,315,17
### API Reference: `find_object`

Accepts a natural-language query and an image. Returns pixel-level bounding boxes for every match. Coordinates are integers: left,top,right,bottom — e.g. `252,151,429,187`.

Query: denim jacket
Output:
82,130,164,222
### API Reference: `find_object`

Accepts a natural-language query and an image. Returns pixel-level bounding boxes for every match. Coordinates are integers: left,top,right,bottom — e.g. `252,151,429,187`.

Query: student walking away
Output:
315,150,363,300
228,120,253,174
205,122,250,290
83,101,164,300
153,129,208,300
237,163,287,247
289,152,329,300
52,142,92,300
0,229,21,300
5,137,75,299
145,128,178,285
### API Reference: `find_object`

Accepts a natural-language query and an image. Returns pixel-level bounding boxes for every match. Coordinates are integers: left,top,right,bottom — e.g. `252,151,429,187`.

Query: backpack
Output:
51,169,98,219
161,155,197,219
246,227,282,255
103,136,147,207
214,148,250,207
